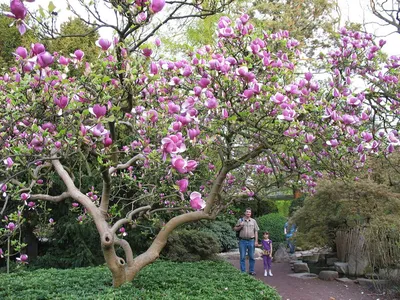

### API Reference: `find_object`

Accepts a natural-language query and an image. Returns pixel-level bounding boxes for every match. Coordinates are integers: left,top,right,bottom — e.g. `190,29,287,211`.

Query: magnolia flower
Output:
21,193,30,201
119,227,128,237
4,157,13,168
16,254,28,264
4,0,28,34
176,178,189,193
89,104,107,118
278,108,296,121
190,192,206,210
37,52,54,68
97,38,111,51
326,139,339,147
54,96,69,109
6,222,16,231
0,248,3,258
72,49,84,60
32,43,45,55
150,0,166,13
15,46,27,59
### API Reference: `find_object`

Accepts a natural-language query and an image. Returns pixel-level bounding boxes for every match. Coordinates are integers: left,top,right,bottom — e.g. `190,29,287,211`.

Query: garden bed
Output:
0,260,280,299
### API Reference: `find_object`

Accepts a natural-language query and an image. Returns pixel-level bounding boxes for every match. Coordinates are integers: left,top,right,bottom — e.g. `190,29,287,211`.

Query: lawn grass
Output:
0,260,280,299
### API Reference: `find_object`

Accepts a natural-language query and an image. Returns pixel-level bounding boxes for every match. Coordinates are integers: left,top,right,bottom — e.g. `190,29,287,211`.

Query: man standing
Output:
234,208,259,275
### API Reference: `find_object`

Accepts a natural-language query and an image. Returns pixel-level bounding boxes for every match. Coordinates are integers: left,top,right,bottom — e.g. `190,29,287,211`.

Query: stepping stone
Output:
326,257,338,266
318,270,339,281
293,262,310,273
288,273,318,279
356,278,389,289
335,277,354,284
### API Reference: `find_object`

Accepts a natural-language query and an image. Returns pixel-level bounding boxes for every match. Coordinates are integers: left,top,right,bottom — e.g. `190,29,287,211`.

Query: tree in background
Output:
370,0,400,35
46,18,100,64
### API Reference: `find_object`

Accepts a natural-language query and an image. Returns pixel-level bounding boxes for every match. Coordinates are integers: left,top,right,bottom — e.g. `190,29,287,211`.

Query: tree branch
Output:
109,154,145,174
111,205,152,234
30,192,71,203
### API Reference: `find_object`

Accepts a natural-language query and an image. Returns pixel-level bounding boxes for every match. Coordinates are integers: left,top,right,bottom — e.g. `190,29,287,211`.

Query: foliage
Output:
292,179,400,249
199,221,238,252
275,200,291,217
232,198,278,218
0,261,281,299
162,230,221,262
289,195,306,216
256,213,286,245
31,214,104,269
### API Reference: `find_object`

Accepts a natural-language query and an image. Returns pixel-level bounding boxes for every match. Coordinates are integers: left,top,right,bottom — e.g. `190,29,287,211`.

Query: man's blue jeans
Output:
239,239,255,273
287,238,295,254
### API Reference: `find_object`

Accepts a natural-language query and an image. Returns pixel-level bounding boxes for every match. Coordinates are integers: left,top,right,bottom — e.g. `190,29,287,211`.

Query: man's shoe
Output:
264,270,268,277
249,272,256,276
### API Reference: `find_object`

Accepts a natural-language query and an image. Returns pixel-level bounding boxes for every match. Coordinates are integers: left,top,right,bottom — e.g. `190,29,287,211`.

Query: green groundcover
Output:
0,260,280,299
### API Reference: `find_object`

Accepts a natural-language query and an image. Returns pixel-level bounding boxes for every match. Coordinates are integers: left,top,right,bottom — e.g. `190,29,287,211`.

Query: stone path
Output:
227,259,389,300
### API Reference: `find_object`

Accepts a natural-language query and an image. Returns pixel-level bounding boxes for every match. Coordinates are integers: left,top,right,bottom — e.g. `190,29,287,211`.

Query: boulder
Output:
318,270,339,281
294,262,310,273
356,278,389,290
379,268,400,280
302,254,319,263
334,262,349,274
326,257,338,266
273,245,291,263
348,253,369,276
254,247,263,260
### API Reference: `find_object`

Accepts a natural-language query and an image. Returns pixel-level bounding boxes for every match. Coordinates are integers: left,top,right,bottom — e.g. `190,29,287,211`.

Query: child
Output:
261,232,273,277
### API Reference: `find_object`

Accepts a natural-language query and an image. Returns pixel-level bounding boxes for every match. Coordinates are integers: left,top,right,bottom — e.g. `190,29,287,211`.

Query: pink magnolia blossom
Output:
32,43,45,55
6,222,16,231
72,50,84,61
326,139,339,147
89,104,107,118
15,46,27,59
278,108,296,121
0,248,3,258
176,178,189,193
21,193,30,201
4,157,13,168
37,52,54,68
16,254,28,264
54,96,68,109
97,38,112,51
150,0,165,13
190,192,206,210
5,0,28,34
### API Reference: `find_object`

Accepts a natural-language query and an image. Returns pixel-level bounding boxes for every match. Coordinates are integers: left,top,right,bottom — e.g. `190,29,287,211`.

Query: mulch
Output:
227,258,389,300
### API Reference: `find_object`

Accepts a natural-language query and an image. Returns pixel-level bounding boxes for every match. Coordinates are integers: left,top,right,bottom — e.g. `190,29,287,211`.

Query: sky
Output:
1,0,399,56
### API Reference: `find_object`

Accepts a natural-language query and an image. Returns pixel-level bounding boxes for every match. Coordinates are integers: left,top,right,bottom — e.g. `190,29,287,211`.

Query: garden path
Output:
227,259,388,300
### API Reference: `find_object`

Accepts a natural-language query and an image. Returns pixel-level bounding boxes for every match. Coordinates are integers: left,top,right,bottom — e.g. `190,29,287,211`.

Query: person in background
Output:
234,208,260,275
284,219,297,254
261,231,273,277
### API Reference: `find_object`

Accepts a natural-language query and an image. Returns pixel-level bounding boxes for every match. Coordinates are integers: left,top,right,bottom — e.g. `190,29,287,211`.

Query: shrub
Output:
162,229,221,262
0,261,280,299
31,215,104,269
200,221,238,252
256,213,286,244
275,200,292,217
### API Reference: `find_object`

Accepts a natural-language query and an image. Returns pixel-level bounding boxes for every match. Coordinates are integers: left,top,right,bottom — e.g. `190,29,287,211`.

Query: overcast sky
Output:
1,0,399,55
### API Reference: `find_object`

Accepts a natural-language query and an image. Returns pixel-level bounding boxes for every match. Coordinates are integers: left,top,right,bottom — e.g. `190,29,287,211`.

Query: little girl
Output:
261,232,273,277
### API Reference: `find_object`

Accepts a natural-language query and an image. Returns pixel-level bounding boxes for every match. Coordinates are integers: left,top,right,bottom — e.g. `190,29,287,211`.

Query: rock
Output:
356,278,389,290
302,254,319,263
326,257,338,266
348,253,369,276
365,273,379,280
294,262,310,273
288,273,318,279
335,277,354,284
318,270,339,281
334,262,349,274
273,245,291,263
254,248,263,260
217,250,240,260
379,268,400,279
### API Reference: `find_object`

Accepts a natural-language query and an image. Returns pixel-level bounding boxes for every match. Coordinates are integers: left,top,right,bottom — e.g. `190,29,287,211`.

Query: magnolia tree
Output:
1,0,400,288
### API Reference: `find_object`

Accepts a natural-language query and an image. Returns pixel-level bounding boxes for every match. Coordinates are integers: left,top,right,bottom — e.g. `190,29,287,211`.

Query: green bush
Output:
162,229,221,262
0,261,280,299
31,215,104,269
233,198,278,218
200,221,238,252
275,200,292,217
256,213,286,244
